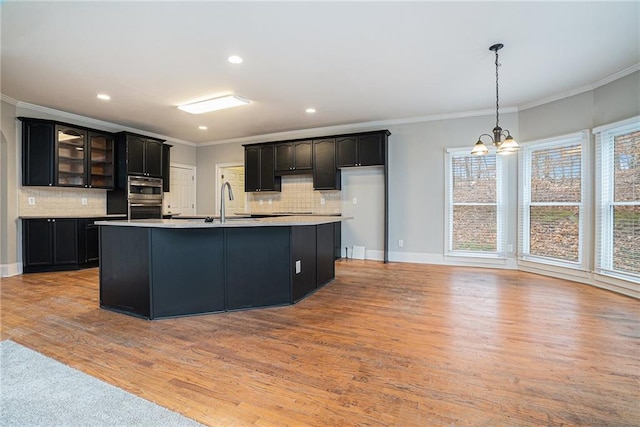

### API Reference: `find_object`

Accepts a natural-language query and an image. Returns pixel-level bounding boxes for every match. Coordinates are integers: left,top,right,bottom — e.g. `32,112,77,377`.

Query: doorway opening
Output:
216,163,246,215
164,163,197,216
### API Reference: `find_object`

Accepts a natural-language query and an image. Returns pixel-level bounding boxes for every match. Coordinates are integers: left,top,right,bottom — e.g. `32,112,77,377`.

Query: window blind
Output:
595,118,640,282
446,150,504,257
519,133,587,268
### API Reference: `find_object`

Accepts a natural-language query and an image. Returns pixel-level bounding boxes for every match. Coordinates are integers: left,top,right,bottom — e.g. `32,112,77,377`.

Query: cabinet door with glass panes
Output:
88,131,114,189
55,125,87,187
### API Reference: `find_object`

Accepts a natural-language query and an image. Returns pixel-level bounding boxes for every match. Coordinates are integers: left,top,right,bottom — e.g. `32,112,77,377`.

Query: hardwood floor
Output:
1,260,639,426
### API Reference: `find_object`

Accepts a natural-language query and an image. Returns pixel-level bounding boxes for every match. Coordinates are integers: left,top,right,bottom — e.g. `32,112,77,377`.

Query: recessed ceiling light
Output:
228,55,243,64
198,126,208,130
305,108,316,113
178,95,250,114
97,94,111,101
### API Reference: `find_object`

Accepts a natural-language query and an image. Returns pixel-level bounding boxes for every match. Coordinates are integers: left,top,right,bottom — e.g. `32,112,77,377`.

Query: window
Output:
595,117,640,283
445,149,505,258
519,132,588,268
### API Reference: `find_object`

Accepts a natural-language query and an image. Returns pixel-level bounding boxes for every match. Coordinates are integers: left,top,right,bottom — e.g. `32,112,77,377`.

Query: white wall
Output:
196,141,245,214
340,168,385,259
0,100,20,275
385,113,519,262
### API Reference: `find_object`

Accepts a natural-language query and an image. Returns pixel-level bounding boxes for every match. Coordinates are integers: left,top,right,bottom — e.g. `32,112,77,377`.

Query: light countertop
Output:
19,214,127,219
96,215,350,228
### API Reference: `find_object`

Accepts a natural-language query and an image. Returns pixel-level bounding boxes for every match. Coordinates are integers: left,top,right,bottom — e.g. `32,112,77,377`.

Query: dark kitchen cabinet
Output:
19,118,115,190
21,119,55,186
55,125,87,187
337,133,385,167
22,218,78,272
78,219,100,265
162,144,172,192
87,131,115,189
22,216,117,273
312,138,341,190
244,144,281,192
116,132,164,179
274,140,312,173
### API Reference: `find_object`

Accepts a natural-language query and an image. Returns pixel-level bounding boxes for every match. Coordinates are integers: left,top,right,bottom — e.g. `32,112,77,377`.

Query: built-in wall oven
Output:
128,176,163,220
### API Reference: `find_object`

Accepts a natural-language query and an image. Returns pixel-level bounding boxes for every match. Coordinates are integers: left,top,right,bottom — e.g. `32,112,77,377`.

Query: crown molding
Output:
199,107,519,147
1,94,19,105
7,99,196,147
518,63,640,112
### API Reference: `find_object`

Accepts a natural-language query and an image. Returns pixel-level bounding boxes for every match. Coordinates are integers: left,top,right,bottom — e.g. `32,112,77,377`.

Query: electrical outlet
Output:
352,197,358,205
259,200,263,205
268,199,272,205
81,197,88,206
295,260,301,274
28,197,35,205
398,239,404,247
320,197,325,205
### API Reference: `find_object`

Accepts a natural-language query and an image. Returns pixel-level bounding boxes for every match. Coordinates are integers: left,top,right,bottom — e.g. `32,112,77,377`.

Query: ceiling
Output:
2,1,638,145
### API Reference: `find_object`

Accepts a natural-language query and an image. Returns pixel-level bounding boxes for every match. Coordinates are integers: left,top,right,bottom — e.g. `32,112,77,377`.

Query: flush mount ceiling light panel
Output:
471,43,519,156
177,95,250,114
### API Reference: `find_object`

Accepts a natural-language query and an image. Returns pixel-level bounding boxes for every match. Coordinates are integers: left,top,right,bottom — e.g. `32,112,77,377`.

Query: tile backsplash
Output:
19,187,106,216
248,175,341,214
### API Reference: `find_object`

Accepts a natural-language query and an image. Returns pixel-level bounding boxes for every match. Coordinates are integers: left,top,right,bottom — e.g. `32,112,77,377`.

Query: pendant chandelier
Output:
471,43,519,156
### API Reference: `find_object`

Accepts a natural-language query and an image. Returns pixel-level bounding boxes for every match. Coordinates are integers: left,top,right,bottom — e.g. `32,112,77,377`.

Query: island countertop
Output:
96,215,350,228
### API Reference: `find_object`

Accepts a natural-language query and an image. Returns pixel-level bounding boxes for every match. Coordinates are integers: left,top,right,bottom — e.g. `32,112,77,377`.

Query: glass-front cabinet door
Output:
55,126,87,187
88,132,114,189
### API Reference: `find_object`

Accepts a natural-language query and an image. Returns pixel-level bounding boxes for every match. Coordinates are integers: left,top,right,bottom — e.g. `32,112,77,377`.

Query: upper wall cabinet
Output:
244,144,281,192
162,144,172,192
116,132,163,178
274,140,313,174
20,117,115,190
313,138,341,190
336,132,386,167
87,131,115,189
55,125,87,186
21,119,55,186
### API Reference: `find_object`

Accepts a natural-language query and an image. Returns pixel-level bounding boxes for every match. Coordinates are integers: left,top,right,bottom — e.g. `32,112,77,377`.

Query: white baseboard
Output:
388,251,517,269
365,250,384,261
385,251,637,300
1,263,22,277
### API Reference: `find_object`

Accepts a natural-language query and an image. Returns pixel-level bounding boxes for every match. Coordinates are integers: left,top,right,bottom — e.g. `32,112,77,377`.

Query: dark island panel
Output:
151,228,225,318
317,223,335,287
291,226,317,303
225,227,291,310
100,226,151,318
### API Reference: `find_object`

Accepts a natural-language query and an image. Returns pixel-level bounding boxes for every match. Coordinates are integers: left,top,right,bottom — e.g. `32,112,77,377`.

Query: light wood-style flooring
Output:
1,260,639,426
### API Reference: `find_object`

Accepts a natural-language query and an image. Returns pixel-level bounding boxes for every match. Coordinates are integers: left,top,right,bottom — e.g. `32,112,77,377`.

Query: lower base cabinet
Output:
22,217,109,273
23,219,78,273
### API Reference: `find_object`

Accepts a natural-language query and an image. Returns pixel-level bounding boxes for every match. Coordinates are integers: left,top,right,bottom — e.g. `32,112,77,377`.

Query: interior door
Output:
219,166,246,214
165,165,196,216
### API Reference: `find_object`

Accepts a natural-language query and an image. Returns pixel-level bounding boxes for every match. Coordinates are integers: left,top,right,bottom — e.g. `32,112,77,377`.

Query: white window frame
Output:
594,116,640,284
444,147,506,259
518,131,589,270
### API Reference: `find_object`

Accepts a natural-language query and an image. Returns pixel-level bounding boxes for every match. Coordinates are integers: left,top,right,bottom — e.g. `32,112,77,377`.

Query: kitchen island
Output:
97,216,348,319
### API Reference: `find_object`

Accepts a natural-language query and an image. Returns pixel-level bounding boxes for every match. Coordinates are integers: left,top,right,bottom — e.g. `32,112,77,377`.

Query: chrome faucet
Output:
220,181,234,223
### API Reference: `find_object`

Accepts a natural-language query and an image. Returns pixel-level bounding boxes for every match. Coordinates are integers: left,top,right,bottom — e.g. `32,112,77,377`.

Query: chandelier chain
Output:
495,48,500,130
